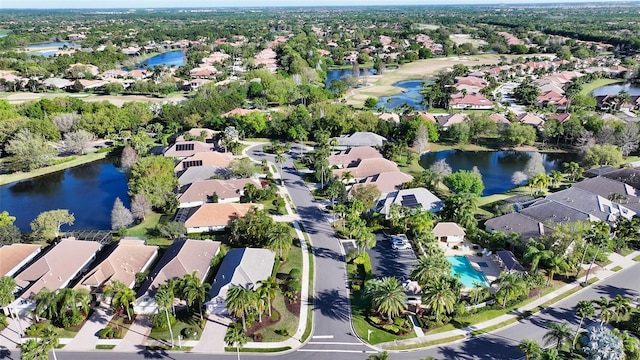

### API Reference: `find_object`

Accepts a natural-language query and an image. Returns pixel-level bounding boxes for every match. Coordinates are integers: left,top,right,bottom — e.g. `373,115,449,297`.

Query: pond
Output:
132,50,185,70
0,158,130,232
377,80,428,111
419,150,579,195
592,83,640,96
28,41,77,48
325,67,376,86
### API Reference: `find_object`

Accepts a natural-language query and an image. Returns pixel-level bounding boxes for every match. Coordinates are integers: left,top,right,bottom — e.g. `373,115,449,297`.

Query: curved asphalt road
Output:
5,144,638,360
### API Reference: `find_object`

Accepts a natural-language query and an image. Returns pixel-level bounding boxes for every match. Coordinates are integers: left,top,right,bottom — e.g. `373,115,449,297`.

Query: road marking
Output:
307,342,365,346
298,349,377,354
312,335,334,339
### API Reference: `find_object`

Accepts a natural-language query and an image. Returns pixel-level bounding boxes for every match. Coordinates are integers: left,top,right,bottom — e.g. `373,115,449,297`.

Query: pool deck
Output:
441,241,502,290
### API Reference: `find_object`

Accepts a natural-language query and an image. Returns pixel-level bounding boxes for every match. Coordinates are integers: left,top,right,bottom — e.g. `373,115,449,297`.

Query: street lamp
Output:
367,329,374,342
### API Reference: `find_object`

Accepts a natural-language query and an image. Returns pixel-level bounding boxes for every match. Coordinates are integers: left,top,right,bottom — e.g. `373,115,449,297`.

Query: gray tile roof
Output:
335,132,387,147
484,212,551,241
177,166,227,186
496,250,526,272
519,200,593,224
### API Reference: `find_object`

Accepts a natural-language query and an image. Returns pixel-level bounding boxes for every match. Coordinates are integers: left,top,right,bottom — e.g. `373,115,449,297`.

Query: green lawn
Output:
0,151,109,186
148,312,202,343
579,78,624,96
225,346,291,353
95,345,116,350
634,255,640,262
387,335,465,350
125,212,174,247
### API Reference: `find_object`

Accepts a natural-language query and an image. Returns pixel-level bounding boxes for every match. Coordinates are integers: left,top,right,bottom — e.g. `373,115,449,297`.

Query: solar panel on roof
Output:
400,194,420,208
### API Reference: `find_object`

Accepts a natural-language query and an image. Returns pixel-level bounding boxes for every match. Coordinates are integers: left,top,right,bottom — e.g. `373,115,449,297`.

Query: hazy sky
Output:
1,0,612,9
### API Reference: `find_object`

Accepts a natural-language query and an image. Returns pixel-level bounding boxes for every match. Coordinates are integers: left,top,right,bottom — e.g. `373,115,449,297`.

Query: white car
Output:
392,238,412,250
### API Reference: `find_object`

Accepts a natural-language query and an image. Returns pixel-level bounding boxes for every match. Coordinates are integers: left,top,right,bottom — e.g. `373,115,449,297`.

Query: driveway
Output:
64,306,114,350
367,233,417,281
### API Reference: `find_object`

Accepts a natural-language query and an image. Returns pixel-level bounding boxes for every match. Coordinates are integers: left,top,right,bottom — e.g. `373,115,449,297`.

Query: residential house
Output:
175,128,218,143
174,151,234,173
220,108,258,119
601,169,640,190
485,212,551,242
181,203,262,233
177,166,226,186
328,146,383,168
516,113,545,127
332,158,399,180
546,113,571,123
433,222,466,246
0,244,41,278
378,113,400,123
489,113,511,127
437,113,469,128
134,239,220,314
74,239,157,293
375,187,443,217
334,132,387,148
450,94,493,110
178,178,262,207
43,78,73,89
536,91,568,111
495,250,526,273
353,171,414,195
164,141,214,158
13,238,102,312
542,187,636,223
205,248,275,315
416,112,437,124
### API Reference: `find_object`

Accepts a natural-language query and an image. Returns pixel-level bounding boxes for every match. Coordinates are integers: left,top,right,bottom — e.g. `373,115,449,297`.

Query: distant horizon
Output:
0,0,636,10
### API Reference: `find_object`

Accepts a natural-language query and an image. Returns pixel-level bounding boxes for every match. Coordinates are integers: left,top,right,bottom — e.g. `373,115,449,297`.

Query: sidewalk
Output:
375,250,640,350
0,314,32,350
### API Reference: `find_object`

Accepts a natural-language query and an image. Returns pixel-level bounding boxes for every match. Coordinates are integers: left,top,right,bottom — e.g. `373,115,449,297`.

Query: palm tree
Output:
354,226,376,255
573,300,595,349
180,271,202,314
226,285,256,330
412,255,451,287
595,296,614,324
611,294,631,323
543,322,573,350
33,288,58,322
368,351,389,360
523,241,548,274
366,277,407,323
492,273,526,307
0,276,23,338
154,284,175,348
39,325,59,360
104,280,136,321
268,223,292,260
543,253,568,286
20,339,40,360
584,222,609,284
341,170,354,184
421,277,457,323
224,324,248,360
257,276,278,318
518,338,541,360
549,170,564,188
614,328,640,360
468,283,490,305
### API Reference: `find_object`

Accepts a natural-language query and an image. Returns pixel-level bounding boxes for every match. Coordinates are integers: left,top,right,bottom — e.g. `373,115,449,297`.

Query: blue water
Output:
29,41,77,48
133,50,185,70
419,150,578,196
447,255,488,288
592,83,640,96
325,67,376,86
378,80,427,111
0,158,130,232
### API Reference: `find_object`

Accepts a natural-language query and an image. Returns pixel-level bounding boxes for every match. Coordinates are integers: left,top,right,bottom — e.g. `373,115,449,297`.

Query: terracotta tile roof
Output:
164,141,213,158
450,94,493,107
489,113,510,125
437,113,469,127
184,203,262,228
354,171,414,194
15,239,102,299
328,146,383,167
179,178,261,204
75,239,158,291
516,113,545,127
0,244,42,277
546,113,571,123
220,108,258,118
332,158,399,179
137,239,220,299
174,151,234,171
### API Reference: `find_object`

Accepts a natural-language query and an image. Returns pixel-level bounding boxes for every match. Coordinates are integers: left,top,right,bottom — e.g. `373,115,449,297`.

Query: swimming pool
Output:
446,255,489,288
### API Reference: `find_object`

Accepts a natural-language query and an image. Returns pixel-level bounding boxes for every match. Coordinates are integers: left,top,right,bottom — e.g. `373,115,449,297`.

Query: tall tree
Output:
62,130,94,155
257,276,278,318
130,194,152,221
365,277,407,324
267,223,292,260
104,280,136,321
572,300,595,349
421,277,457,323
543,322,573,350
226,285,256,330
111,197,134,230
224,325,248,360
492,273,526,307
128,156,178,210
30,209,75,240
4,128,57,172
154,284,175,348
518,338,542,360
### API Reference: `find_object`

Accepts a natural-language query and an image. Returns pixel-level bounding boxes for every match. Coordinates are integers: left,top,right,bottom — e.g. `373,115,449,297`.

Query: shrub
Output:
277,328,289,336
368,316,382,325
270,311,280,322
0,314,7,329
351,284,361,292
453,245,459,250
182,326,199,339
25,323,45,337
253,333,263,342
150,312,176,330
476,252,483,257
288,268,302,280
99,328,112,339
472,245,479,250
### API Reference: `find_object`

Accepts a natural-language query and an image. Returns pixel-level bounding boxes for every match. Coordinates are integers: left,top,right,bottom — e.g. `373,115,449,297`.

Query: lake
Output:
419,150,579,195
133,50,185,70
592,83,640,96
325,67,376,86
0,158,130,232
378,80,427,111
28,41,77,48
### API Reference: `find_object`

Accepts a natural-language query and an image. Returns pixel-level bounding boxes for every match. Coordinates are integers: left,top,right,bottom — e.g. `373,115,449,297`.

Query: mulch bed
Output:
245,308,281,337
284,292,301,317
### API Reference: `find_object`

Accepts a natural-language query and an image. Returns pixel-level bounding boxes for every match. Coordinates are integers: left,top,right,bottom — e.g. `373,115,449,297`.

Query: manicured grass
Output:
149,318,201,344
125,212,174,247
95,345,116,350
397,155,426,177
224,346,291,352
351,290,417,344
146,345,193,351
579,78,624,96
612,266,623,272
0,151,109,186
618,248,633,257
293,159,310,171
634,255,640,262
387,335,465,350
300,229,314,343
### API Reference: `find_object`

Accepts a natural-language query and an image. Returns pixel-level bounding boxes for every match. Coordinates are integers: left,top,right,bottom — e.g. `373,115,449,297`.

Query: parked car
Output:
392,241,412,250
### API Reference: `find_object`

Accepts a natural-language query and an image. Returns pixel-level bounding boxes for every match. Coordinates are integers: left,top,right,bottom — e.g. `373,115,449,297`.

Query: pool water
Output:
446,255,489,288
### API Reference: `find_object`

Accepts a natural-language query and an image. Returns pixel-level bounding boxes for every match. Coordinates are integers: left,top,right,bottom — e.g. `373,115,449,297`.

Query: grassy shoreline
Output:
579,78,624,96
0,151,109,186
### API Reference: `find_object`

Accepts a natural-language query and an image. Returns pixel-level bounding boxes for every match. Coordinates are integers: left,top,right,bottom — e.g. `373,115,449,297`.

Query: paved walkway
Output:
113,315,151,352
191,314,231,353
0,314,32,350
64,306,114,351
